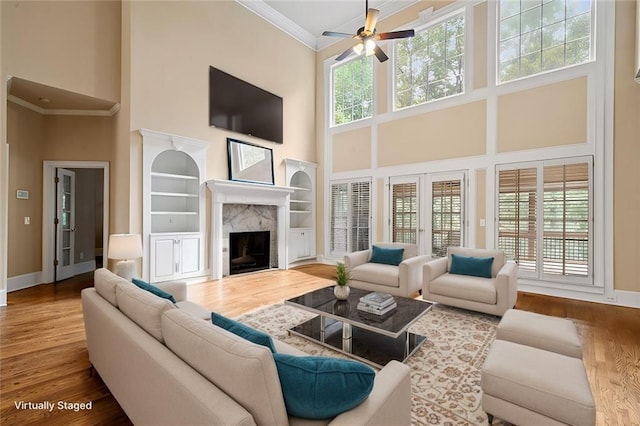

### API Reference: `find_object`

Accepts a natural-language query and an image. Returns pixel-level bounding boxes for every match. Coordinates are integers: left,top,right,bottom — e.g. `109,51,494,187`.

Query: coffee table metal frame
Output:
285,287,432,368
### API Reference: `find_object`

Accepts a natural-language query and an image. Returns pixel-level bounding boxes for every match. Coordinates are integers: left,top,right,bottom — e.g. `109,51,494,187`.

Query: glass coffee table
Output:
285,287,432,368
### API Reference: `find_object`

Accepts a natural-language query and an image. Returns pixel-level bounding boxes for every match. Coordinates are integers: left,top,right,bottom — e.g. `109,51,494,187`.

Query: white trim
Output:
42,161,109,283
519,283,640,309
7,94,120,117
0,290,5,307
7,271,42,292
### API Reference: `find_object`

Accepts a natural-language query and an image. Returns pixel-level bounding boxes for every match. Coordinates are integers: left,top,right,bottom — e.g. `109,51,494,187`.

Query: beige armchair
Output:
422,247,518,317
344,243,431,297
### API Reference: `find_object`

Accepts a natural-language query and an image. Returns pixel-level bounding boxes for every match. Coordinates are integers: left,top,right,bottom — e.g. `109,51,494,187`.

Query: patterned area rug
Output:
236,302,500,425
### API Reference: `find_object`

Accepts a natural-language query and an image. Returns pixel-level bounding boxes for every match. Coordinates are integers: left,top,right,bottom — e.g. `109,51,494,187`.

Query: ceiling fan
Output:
322,0,415,63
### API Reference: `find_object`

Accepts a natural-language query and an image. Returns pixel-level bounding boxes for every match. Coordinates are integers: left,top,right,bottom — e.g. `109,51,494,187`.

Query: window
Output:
498,0,593,83
332,56,374,126
395,13,465,109
391,181,418,244
330,180,371,255
431,179,463,257
497,158,592,283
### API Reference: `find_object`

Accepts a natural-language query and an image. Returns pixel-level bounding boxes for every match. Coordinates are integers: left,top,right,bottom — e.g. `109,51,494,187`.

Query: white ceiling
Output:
237,0,420,50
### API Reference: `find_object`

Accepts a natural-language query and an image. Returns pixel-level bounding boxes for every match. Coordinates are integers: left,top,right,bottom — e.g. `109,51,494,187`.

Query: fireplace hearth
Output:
229,231,271,275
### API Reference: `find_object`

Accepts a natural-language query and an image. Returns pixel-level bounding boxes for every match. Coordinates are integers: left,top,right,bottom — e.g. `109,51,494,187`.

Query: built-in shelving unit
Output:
141,129,208,282
285,159,317,264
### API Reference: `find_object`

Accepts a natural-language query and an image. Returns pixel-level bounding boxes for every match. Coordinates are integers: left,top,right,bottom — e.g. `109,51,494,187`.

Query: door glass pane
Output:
63,174,71,193
391,182,417,244
432,179,462,257
62,249,70,266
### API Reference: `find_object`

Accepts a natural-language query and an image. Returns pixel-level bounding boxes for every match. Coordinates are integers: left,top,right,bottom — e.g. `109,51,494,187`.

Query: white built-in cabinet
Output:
141,129,207,283
285,159,317,264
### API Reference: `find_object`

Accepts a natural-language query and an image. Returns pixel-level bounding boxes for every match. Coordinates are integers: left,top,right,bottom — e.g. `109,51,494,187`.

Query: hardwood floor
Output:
1,264,638,425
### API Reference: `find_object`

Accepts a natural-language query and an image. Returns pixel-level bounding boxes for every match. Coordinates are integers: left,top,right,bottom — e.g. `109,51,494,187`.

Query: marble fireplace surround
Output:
206,179,294,280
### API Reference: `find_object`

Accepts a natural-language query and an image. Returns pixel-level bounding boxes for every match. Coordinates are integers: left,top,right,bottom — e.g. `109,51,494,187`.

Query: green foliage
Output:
335,262,350,286
332,56,373,126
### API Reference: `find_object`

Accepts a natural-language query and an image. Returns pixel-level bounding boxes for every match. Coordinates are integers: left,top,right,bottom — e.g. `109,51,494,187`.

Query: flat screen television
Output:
209,66,283,144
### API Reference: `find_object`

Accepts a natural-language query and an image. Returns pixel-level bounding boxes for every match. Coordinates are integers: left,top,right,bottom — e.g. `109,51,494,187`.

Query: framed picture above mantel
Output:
227,138,275,186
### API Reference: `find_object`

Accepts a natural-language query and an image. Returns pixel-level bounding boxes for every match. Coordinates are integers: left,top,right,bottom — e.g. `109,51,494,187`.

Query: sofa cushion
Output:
211,312,276,353
350,263,400,288
94,267,130,307
273,353,375,420
116,281,176,343
429,273,497,304
162,309,289,425
369,245,404,266
132,278,177,303
448,247,505,278
450,254,494,279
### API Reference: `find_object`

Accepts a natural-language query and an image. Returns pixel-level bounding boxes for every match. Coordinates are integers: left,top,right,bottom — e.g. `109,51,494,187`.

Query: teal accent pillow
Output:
211,312,276,353
273,353,375,419
449,254,494,278
369,245,405,266
132,278,177,303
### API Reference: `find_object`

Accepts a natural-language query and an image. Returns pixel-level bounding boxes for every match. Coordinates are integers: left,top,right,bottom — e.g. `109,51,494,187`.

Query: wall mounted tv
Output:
209,66,283,144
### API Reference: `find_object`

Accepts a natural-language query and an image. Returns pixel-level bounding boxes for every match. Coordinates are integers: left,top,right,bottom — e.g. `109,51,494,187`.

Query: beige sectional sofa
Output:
422,247,518,317
82,268,411,425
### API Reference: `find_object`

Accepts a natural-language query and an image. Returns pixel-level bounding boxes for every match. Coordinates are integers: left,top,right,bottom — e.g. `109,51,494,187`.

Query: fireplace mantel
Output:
206,179,294,279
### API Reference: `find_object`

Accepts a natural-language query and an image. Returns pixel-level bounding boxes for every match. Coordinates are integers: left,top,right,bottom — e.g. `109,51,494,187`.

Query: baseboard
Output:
519,283,640,309
8,271,43,292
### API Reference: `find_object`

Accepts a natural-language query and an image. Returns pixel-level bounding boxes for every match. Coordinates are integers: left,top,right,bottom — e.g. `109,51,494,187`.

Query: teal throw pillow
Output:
369,245,405,266
449,254,494,279
273,353,375,419
132,278,177,303
211,312,276,353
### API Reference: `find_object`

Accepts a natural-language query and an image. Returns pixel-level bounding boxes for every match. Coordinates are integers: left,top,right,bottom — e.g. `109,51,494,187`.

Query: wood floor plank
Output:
1,265,639,425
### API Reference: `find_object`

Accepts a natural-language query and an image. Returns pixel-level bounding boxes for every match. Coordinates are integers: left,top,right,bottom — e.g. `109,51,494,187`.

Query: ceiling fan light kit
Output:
322,0,415,63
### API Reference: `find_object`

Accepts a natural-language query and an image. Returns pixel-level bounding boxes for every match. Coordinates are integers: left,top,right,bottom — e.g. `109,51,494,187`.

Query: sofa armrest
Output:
154,281,187,302
399,255,431,296
329,360,411,426
344,249,372,271
495,261,519,316
422,257,448,298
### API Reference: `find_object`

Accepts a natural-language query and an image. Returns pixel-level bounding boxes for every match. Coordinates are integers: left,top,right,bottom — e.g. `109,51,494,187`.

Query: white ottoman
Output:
481,340,595,426
496,309,583,358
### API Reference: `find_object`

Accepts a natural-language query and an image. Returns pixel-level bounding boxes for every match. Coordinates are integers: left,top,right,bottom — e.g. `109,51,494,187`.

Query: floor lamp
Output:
108,234,143,281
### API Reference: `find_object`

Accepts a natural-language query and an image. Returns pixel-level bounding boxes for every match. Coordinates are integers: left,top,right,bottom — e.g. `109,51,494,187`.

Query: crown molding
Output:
7,95,120,117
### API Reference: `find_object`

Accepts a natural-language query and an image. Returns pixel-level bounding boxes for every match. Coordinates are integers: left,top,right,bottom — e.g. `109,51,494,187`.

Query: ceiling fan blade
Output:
376,29,416,40
335,46,354,61
364,8,379,34
373,44,389,63
322,31,355,38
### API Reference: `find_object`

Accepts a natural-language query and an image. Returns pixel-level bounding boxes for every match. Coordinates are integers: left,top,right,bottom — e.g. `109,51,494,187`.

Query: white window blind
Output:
330,180,371,255
391,182,418,244
497,158,592,284
432,179,462,257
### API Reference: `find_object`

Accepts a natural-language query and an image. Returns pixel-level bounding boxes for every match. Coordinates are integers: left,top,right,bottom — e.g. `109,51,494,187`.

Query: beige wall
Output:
332,127,371,172
378,101,487,167
614,0,640,292
497,77,588,152
6,102,44,277
6,104,116,278
1,0,120,102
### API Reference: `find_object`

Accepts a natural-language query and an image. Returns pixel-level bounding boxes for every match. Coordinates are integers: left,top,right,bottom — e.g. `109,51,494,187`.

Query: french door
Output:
389,172,466,256
55,168,76,281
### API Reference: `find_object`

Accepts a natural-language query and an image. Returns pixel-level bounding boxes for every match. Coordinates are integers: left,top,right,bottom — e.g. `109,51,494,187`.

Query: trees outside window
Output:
332,56,374,126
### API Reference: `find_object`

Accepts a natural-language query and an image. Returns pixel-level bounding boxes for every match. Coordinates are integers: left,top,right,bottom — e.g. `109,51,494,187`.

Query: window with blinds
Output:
543,163,590,277
497,158,592,283
498,168,538,273
330,180,371,255
432,179,462,257
391,182,417,244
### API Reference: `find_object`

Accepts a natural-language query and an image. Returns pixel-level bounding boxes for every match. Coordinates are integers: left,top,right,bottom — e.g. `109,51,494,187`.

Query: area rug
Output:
236,302,500,425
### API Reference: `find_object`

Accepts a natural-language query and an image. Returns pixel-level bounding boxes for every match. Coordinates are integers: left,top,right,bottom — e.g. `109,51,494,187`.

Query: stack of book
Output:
357,292,397,315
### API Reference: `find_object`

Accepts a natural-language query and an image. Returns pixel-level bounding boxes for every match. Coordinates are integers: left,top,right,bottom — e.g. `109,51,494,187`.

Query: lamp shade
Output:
108,234,143,260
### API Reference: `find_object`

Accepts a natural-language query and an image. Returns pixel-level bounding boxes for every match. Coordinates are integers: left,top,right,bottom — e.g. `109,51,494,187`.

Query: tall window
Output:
395,12,465,109
497,158,592,283
432,179,463,257
391,181,418,244
332,56,374,126
330,180,371,255
498,0,593,83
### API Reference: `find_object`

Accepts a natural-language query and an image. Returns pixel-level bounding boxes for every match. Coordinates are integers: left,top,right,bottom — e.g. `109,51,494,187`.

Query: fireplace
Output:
229,231,271,275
